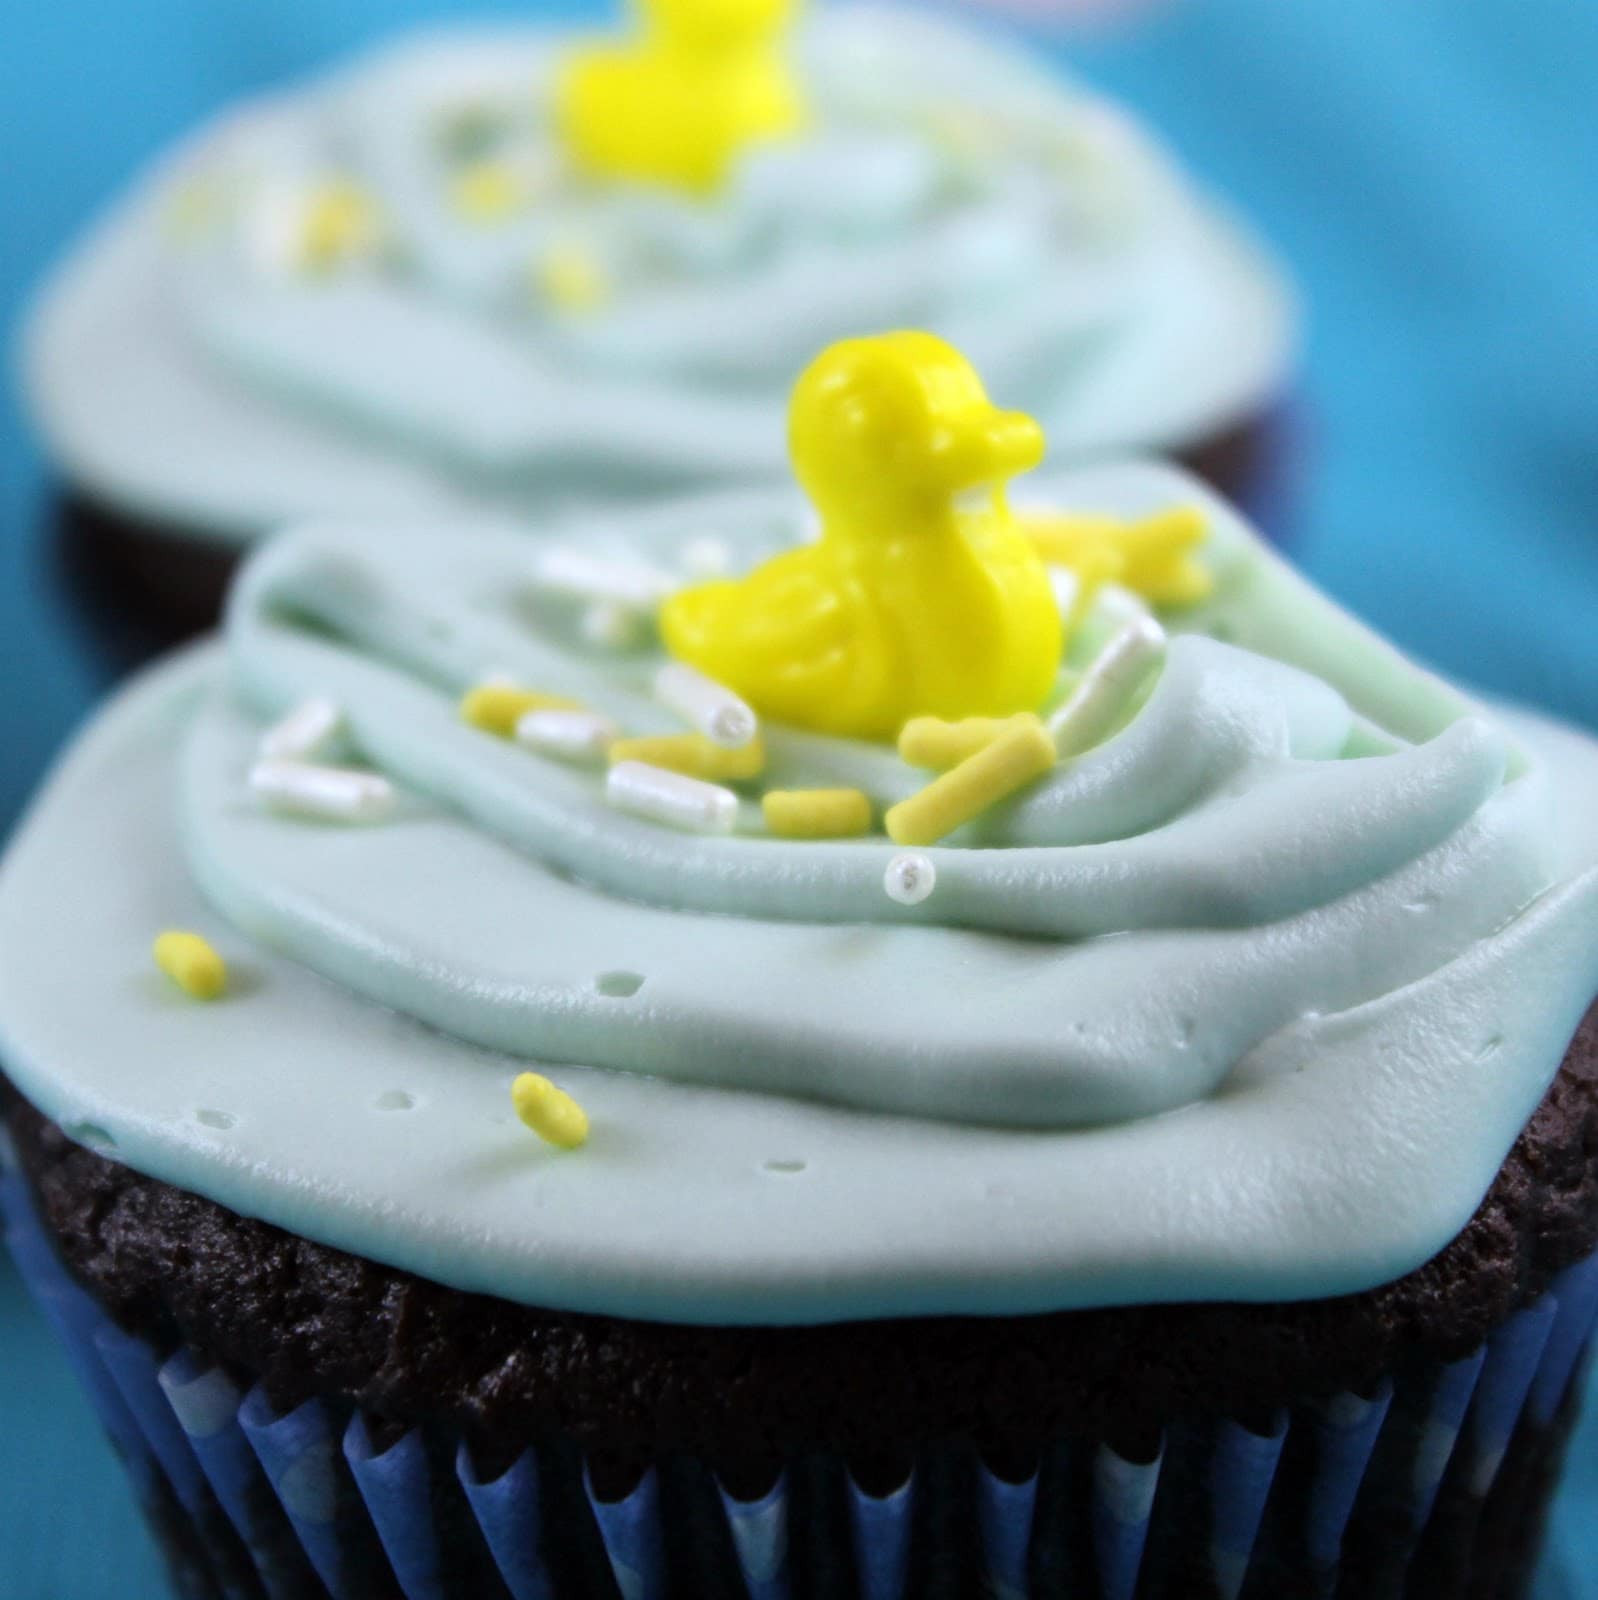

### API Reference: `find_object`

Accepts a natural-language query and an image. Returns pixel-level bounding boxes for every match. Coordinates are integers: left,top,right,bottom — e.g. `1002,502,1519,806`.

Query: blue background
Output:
1,0,1596,1593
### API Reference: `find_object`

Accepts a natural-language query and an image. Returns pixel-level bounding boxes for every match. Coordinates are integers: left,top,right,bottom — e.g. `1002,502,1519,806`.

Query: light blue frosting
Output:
21,8,1294,542
2,461,1595,1325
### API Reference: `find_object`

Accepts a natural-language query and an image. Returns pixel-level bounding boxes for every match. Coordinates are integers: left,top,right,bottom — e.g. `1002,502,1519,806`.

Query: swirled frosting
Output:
22,8,1294,541
2,462,1595,1325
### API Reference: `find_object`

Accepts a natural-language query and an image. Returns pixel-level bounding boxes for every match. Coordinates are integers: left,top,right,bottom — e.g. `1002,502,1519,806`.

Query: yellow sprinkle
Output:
152,931,227,1001
897,713,1040,772
512,1072,589,1150
460,684,582,738
1113,506,1214,606
608,733,766,783
1018,511,1123,568
885,719,1057,847
451,160,528,223
535,242,610,313
761,788,873,839
1132,558,1213,609
1020,505,1214,609
300,180,382,272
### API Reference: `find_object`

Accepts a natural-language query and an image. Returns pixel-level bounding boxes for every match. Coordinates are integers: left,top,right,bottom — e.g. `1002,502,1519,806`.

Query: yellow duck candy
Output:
660,332,1063,741
557,0,806,196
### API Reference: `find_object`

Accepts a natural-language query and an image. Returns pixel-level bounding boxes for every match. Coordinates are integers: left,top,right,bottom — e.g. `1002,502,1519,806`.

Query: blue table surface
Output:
2,0,1596,1594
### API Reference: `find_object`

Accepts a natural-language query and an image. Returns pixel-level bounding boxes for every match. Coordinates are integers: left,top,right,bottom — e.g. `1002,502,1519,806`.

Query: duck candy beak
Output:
972,407,1046,481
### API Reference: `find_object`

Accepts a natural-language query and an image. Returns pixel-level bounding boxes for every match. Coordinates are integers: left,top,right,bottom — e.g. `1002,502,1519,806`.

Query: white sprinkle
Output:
516,708,618,764
1095,582,1154,627
679,535,733,580
258,697,342,763
606,761,738,834
1047,565,1081,620
249,761,396,824
654,661,758,749
1048,570,1149,630
1046,615,1167,758
529,546,677,612
579,600,643,650
884,851,937,906
241,178,308,275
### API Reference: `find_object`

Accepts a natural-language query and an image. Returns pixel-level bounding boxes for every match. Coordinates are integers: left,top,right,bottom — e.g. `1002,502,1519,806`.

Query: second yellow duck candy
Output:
660,332,1064,742
557,0,806,196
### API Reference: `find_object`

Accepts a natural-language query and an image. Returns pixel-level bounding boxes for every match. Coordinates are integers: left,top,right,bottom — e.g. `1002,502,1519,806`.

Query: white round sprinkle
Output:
884,851,937,906
1046,615,1167,758
529,546,677,612
516,708,618,764
579,600,643,650
249,761,396,824
654,661,758,750
258,697,343,763
679,535,733,580
606,761,738,834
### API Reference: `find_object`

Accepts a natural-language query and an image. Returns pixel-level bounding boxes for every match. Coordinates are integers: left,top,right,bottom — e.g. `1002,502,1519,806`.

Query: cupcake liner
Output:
5,1163,1595,1600
1208,1412,1288,1599
718,1473,789,1600
1410,1347,1489,1528
975,1462,1033,1600
1303,1379,1393,1570
1090,1443,1160,1600
457,1444,553,1600
587,1465,665,1600
847,1473,913,1600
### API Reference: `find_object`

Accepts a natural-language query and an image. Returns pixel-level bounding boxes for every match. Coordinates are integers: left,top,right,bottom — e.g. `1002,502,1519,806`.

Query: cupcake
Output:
4,333,1588,1600
23,1,1297,655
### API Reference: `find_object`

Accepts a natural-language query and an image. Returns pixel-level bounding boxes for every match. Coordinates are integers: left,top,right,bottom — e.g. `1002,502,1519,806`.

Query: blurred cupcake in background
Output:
22,0,1296,651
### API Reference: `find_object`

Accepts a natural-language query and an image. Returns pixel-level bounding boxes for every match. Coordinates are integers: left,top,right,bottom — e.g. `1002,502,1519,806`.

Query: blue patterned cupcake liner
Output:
4,1161,1593,1600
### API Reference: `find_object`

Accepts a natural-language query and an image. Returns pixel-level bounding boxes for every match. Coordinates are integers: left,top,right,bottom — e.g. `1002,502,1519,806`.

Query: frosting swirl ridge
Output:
191,477,1566,1135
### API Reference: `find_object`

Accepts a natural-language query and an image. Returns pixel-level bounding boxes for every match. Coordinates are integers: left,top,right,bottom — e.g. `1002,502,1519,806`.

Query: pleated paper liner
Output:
4,1161,1593,1600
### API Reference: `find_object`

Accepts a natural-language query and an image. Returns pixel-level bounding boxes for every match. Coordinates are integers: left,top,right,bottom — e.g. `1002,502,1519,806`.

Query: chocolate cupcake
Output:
3,337,1590,1600
22,3,1296,654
